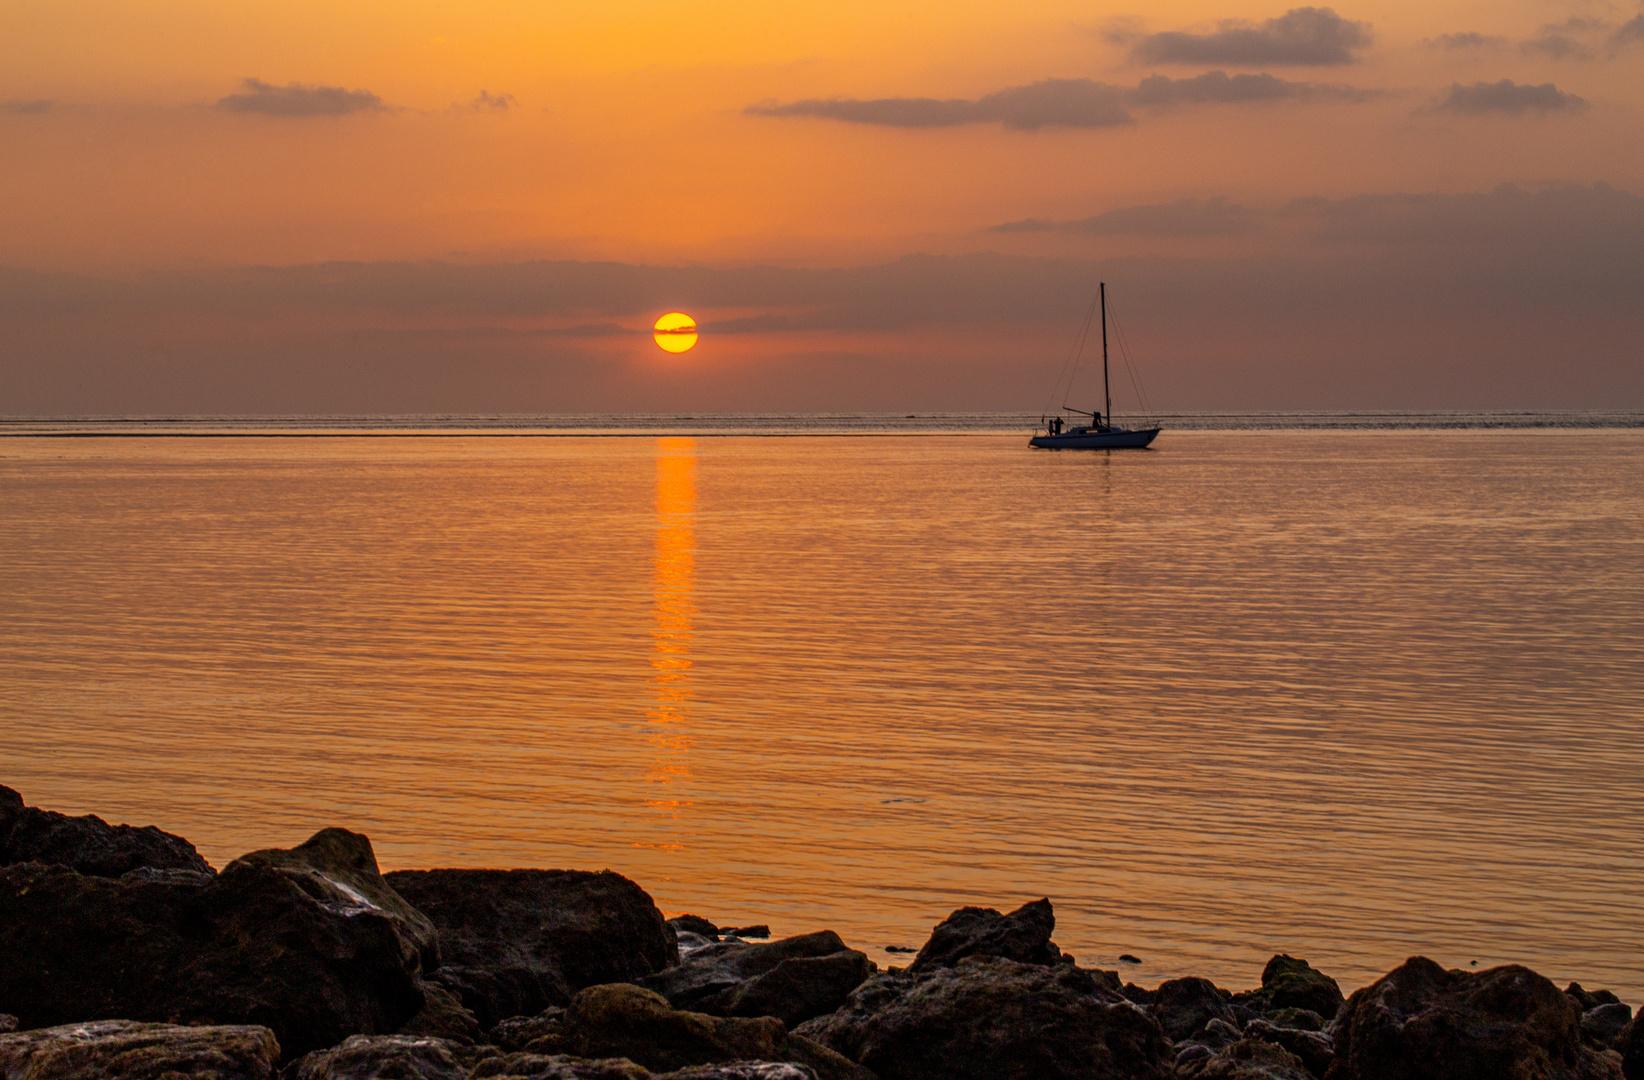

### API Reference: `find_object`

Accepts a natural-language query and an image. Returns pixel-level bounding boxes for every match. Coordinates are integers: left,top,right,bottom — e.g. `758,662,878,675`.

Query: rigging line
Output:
1107,302,1156,422
1045,287,1101,416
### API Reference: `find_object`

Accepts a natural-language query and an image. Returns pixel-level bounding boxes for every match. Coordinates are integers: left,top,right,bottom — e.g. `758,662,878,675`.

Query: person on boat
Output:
1093,411,1103,430
1050,416,1063,435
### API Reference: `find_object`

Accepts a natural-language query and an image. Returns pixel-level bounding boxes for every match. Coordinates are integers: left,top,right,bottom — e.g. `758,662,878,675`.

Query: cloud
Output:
216,78,387,117
1129,70,1368,105
2,99,54,114
748,79,1133,130
1425,32,1505,50
1610,15,1644,48
1433,80,1586,115
1128,7,1373,66
748,71,1368,131
993,197,1256,236
468,90,517,111
1286,183,1644,250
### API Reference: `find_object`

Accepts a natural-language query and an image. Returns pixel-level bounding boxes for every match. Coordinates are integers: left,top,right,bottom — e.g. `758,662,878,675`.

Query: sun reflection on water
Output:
646,437,696,830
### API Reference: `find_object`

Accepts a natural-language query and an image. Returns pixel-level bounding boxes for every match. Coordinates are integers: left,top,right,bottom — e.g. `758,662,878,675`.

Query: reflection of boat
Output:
1030,282,1161,450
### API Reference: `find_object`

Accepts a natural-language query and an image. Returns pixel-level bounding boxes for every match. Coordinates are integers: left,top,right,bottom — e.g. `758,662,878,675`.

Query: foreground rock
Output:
233,827,440,974
472,1056,817,1079
290,1034,501,1080
0,784,213,878
0,845,425,1058
385,869,679,1030
1149,977,1240,1043
908,897,1063,972
795,955,1173,1080
502,983,870,1080
1325,957,1622,1079
1622,1013,1644,1080
1229,956,1344,1025
0,1019,279,1079
638,931,875,1027
1180,1038,1314,1080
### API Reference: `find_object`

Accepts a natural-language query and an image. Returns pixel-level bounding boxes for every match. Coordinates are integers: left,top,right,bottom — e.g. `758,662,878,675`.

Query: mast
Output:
1100,282,1110,429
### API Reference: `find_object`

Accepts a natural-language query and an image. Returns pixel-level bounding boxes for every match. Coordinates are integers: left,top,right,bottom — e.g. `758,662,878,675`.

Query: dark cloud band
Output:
1435,80,1585,115
1128,7,1373,67
216,78,386,117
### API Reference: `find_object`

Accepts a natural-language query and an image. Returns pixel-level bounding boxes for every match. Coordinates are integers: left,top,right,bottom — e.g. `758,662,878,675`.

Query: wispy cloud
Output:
1424,32,1505,51
1125,7,1373,67
467,90,517,112
1610,15,1644,49
1432,80,1586,115
216,78,387,117
992,197,1257,236
748,71,1369,131
2,99,54,114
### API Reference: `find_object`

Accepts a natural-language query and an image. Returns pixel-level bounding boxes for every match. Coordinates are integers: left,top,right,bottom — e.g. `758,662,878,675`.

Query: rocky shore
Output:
2,784,1638,1080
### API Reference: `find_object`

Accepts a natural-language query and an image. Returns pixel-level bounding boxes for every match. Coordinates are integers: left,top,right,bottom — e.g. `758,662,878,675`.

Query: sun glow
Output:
653,312,698,353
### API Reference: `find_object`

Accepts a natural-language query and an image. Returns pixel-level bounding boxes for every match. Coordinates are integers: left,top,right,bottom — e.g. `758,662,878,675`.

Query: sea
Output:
3,412,1642,1000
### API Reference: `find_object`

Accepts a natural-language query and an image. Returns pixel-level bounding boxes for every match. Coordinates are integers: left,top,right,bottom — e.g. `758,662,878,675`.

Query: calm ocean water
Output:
3,419,1642,999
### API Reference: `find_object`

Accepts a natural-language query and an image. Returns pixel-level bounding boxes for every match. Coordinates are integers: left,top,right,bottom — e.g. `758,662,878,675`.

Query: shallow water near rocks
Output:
3,430,1642,999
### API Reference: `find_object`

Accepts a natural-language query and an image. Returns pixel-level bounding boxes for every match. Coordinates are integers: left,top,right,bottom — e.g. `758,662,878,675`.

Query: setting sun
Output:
653,313,698,354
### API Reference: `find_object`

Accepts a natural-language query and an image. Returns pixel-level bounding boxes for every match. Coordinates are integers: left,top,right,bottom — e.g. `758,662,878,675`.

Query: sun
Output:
653,312,698,354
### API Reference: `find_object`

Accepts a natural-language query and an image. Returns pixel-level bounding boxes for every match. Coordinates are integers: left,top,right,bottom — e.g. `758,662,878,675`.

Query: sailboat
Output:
1029,282,1161,450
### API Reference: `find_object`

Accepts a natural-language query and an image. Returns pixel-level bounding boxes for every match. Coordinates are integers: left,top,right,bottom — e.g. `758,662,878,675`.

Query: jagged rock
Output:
1150,977,1239,1042
1620,1013,1643,1079
676,932,718,953
794,955,1173,1080
1180,1038,1313,1080
908,897,1061,972
0,1014,16,1033
669,916,721,939
722,927,771,941
0,1019,279,1079
1263,1007,1327,1032
1569,984,1625,1012
0,784,213,878
1261,957,1345,1021
662,1066,814,1080
232,828,439,974
289,1034,501,1080
0,856,425,1059
493,1008,566,1052
638,931,875,1027
1243,1018,1334,1077
1325,957,1622,1080
528,984,868,1080
1199,1018,1243,1051
397,979,483,1043
470,1052,651,1079
1585,1004,1635,1049
385,869,677,1030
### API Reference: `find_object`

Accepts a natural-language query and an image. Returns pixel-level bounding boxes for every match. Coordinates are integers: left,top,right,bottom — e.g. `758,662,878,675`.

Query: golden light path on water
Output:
647,438,697,836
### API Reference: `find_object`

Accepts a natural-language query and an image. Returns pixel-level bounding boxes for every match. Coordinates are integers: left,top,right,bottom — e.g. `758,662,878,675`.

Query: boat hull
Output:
1029,427,1160,450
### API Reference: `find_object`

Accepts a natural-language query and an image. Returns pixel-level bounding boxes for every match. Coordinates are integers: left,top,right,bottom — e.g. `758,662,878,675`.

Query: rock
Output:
795,955,1174,1080
232,828,439,974
676,932,718,953
1119,955,1143,965
1569,984,1624,1012
0,784,213,878
722,927,771,940
527,984,869,1080
0,1019,279,1079
1181,1038,1314,1080
289,1034,500,1080
1325,956,1622,1080
385,869,677,1030
1261,956,1345,1021
1620,1013,1644,1080
1200,1017,1243,1050
398,979,483,1043
0,1014,16,1033
493,1008,566,1052
1264,1007,1327,1032
908,897,1062,972
638,931,875,1027
1585,1004,1635,1049
661,1066,815,1080
0,857,425,1059
883,947,915,955
1244,1018,1335,1077
1150,977,1239,1042
669,916,722,939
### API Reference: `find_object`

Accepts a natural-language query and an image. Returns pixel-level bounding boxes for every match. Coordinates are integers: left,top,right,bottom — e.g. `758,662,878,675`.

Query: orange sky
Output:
2,0,1641,411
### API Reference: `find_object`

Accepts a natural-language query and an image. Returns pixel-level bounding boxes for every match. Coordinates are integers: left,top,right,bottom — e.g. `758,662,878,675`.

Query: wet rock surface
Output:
386,869,678,1031
1179,1038,1314,1080
0,1019,280,1080
795,955,1173,1080
638,931,875,1027
1149,977,1239,1043
0,854,425,1059
1584,1003,1634,1049
0,784,213,878
1621,1013,1644,1080
290,1034,501,1080
1325,956,1621,1080
908,898,1062,973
